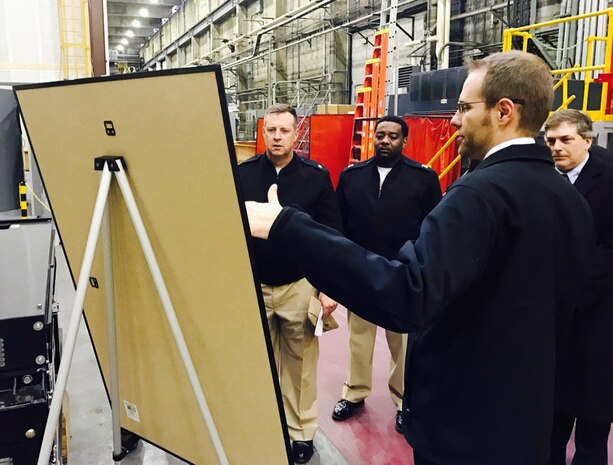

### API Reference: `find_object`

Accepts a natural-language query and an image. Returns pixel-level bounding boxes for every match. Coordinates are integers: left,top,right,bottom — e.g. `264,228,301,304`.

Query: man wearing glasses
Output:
245,51,592,465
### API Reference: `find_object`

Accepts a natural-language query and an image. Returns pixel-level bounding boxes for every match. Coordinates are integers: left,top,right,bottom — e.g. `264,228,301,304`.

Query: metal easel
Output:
37,156,229,465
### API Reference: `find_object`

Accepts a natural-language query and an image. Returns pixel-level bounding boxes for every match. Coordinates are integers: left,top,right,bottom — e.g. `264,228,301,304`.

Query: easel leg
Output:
37,166,114,465
114,162,230,465
102,202,124,462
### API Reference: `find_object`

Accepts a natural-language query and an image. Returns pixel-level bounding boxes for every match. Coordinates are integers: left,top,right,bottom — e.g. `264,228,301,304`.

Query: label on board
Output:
123,399,141,423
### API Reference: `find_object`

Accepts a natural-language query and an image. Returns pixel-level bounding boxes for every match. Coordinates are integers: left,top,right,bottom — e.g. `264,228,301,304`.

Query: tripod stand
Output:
37,156,229,465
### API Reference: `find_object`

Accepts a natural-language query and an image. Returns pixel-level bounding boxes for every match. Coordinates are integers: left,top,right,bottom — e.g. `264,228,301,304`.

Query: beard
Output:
375,149,402,167
458,113,492,160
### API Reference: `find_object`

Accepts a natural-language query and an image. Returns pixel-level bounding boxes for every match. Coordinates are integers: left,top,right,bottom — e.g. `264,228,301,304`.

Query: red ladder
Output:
350,30,389,163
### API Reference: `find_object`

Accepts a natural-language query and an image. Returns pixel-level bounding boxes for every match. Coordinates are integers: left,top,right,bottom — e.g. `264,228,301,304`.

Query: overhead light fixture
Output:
126,30,134,37
121,38,128,45
132,19,141,27
139,7,148,17
117,44,125,52
149,0,158,3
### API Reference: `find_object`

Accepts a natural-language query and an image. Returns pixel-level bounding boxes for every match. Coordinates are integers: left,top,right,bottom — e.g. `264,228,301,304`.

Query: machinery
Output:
0,219,60,464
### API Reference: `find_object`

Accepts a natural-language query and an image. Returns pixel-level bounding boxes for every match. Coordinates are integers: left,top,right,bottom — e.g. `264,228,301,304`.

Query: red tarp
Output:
403,116,461,192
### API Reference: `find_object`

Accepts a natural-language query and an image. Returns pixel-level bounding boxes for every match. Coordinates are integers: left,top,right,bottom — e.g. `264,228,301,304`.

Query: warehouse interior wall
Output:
0,0,61,85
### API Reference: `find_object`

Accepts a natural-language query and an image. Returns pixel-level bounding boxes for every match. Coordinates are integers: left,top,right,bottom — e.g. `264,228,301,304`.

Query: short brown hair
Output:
470,51,553,136
544,109,596,138
265,103,298,127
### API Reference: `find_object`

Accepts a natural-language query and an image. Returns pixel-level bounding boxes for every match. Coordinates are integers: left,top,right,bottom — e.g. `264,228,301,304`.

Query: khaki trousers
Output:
261,279,318,441
342,311,407,409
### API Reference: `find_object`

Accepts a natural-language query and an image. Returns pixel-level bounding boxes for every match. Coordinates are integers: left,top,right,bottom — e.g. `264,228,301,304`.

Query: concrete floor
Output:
54,244,349,465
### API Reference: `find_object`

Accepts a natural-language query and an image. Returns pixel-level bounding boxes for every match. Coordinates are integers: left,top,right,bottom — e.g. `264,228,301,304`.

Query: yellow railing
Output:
503,8,613,122
57,0,93,79
428,9,613,180
424,132,461,181
438,154,462,181
427,132,457,168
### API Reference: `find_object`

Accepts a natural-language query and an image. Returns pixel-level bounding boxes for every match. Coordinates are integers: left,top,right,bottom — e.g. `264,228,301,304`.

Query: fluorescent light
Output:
120,38,128,45
139,7,148,17
131,19,141,27
126,30,134,37
149,0,158,3
117,45,124,52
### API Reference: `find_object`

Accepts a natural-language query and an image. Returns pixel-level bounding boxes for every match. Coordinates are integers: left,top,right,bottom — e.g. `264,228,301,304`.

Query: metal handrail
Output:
439,154,462,180
503,8,613,121
427,132,458,168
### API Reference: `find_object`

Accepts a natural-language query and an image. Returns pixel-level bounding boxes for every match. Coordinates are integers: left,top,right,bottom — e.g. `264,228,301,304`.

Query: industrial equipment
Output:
0,219,61,465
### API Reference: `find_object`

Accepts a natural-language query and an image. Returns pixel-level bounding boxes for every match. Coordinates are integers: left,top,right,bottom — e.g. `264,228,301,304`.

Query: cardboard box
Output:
316,104,356,115
235,141,257,163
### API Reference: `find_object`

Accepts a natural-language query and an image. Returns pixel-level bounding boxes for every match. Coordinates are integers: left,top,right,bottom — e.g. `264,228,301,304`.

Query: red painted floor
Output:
318,307,414,465
317,306,613,465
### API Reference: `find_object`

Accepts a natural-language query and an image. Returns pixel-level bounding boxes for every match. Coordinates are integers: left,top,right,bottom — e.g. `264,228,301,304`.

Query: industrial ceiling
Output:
106,0,182,57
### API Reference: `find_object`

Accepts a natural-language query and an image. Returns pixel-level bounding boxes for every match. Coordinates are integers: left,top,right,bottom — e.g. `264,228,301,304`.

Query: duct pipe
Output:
556,0,567,66
563,0,571,68
212,0,420,68
103,0,109,75
450,3,507,22
223,3,417,70
596,0,607,68
444,0,450,67
437,41,480,64
568,0,579,69
575,0,585,79
201,0,335,63
436,0,450,69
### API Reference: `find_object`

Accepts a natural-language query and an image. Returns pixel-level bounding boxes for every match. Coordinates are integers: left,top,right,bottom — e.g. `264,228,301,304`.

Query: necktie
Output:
561,172,571,182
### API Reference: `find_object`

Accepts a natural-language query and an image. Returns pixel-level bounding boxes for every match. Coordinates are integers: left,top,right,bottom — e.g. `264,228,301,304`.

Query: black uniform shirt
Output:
337,156,442,259
239,153,341,286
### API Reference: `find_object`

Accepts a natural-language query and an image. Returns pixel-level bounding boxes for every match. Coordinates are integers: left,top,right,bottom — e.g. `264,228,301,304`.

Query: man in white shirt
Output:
332,116,441,431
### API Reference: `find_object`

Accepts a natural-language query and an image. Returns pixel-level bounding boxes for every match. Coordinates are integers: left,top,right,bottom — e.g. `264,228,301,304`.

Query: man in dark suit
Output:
245,51,593,465
590,143,613,163
332,116,442,431
544,109,613,465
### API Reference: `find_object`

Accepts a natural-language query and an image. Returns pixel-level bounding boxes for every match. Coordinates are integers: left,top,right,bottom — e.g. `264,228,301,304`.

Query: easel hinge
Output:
94,156,126,172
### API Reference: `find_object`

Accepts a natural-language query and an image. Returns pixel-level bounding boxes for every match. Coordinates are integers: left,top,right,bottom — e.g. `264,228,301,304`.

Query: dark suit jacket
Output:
336,156,442,259
589,144,613,163
556,154,613,421
269,144,593,465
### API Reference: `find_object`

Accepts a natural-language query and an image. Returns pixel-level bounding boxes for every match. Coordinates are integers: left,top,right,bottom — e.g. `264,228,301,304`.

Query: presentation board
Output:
15,66,290,464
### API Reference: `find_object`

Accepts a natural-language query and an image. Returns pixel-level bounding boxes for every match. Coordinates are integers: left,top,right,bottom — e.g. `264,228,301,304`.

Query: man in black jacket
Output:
332,116,442,431
238,103,341,464
245,51,593,465
544,109,613,465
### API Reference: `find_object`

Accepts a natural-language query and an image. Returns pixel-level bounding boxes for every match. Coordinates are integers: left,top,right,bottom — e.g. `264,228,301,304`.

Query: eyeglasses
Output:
456,99,525,114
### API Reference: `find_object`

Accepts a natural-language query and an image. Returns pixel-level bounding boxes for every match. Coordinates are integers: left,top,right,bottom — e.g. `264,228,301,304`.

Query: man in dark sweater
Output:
238,104,341,464
332,116,441,431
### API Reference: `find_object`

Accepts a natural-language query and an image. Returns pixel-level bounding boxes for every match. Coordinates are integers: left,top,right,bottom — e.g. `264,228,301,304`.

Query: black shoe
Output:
292,440,314,464
332,398,365,421
395,410,403,433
